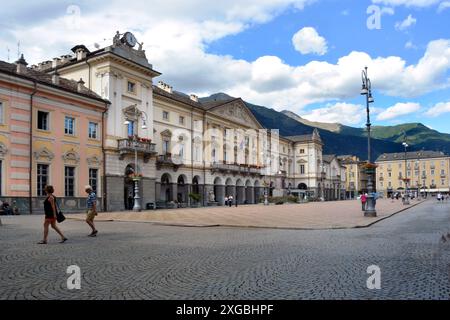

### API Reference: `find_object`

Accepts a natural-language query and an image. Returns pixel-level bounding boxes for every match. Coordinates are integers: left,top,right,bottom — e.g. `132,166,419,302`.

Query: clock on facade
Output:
122,32,137,47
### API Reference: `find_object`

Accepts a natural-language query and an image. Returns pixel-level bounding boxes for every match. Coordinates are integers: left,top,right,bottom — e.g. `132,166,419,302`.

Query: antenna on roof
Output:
6,46,10,62
94,43,100,49
17,41,20,59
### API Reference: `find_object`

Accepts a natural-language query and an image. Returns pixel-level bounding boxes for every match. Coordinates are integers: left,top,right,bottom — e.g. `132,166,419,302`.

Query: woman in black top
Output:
38,185,67,244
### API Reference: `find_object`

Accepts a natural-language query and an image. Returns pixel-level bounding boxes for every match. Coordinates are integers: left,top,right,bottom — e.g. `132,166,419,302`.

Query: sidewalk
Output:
67,198,426,230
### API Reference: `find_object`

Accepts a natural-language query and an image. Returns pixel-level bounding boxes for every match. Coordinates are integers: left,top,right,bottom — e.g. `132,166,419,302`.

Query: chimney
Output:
15,54,28,74
52,58,61,68
190,94,198,102
60,54,73,64
77,78,85,92
76,49,87,61
157,81,173,94
52,71,60,86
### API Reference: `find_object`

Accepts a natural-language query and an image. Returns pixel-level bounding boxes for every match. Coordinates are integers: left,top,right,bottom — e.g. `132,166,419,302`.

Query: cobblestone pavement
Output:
69,199,424,229
0,200,449,300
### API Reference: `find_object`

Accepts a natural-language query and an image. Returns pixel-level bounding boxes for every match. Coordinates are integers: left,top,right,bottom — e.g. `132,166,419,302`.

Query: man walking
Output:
85,185,98,237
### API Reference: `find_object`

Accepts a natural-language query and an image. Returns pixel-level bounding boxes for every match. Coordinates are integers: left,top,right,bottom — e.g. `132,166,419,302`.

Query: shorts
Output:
45,217,56,223
86,209,97,221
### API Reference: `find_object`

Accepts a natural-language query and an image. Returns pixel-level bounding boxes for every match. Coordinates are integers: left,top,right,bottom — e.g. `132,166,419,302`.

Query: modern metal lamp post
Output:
361,67,377,217
124,104,149,212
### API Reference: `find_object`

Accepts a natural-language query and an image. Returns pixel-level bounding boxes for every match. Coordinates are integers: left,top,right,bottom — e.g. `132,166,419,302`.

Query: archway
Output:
213,177,225,205
160,173,172,202
236,179,245,204
298,183,308,190
177,174,188,205
124,164,137,210
254,180,262,204
245,180,254,204
225,178,235,201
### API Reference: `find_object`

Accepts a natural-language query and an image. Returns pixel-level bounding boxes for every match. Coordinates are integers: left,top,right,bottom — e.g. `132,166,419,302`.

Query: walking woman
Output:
38,185,67,244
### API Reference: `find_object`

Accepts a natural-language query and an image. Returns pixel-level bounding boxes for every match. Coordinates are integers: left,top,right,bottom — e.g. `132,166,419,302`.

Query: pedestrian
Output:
85,185,98,237
228,195,233,207
360,193,367,211
224,196,229,206
235,196,238,207
38,185,67,244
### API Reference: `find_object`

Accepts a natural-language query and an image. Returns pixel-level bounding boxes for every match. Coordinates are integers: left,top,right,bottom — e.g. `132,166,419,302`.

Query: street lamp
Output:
123,104,149,212
402,139,410,205
361,67,377,217
320,161,325,201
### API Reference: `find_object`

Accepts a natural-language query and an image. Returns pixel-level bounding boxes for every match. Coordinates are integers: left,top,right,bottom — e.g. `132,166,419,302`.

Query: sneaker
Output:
59,238,68,243
88,230,98,237
37,240,47,244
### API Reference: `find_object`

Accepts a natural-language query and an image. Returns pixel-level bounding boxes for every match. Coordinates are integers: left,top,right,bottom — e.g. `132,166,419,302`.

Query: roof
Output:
376,150,448,162
153,85,204,110
322,154,336,163
0,60,108,104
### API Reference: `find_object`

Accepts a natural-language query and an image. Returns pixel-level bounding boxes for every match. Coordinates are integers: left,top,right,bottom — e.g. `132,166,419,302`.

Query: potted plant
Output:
189,193,201,207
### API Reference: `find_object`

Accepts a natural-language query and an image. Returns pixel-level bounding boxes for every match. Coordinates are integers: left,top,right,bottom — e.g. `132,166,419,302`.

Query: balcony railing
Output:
156,153,182,170
118,138,156,162
211,161,264,175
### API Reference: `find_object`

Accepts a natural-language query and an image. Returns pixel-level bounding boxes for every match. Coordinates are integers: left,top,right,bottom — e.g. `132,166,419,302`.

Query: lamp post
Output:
320,161,325,201
361,67,377,217
124,104,149,212
402,138,410,205
416,154,421,201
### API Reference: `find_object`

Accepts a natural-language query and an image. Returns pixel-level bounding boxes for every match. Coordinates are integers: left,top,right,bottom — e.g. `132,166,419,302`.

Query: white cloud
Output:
381,7,395,15
424,101,450,116
395,14,417,31
300,103,365,125
377,102,421,120
438,1,450,12
2,1,450,117
405,41,417,49
372,0,441,7
292,27,328,56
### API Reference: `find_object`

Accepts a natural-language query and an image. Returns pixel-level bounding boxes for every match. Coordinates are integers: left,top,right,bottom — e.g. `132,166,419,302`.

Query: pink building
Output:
0,56,109,214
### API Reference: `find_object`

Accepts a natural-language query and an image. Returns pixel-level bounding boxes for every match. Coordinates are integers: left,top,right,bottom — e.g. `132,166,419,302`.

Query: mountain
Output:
245,102,402,160
200,93,450,159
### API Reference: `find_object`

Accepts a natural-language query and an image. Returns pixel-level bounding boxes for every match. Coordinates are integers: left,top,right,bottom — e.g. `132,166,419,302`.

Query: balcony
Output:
441,174,446,178
156,153,181,171
211,161,264,176
379,177,384,181
118,137,156,163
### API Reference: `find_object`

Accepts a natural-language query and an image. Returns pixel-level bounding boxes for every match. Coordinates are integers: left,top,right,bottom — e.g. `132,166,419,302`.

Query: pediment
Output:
34,147,54,162
208,99,263,129
62,149,80,164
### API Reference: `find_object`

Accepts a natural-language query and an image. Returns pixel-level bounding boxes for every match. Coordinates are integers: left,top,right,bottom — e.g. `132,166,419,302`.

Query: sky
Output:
1,0,450,132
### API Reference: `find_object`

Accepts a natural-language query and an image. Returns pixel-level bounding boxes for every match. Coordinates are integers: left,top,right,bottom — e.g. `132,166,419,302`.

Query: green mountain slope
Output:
201,93,450,159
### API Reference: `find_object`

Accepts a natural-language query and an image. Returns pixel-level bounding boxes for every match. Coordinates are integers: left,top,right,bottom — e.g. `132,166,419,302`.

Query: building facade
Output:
0,56,108,213
338,155,368,199
375,151,450,196
26,31,352,211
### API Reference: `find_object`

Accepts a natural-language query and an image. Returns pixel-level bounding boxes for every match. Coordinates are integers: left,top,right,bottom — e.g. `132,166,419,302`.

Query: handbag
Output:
55,198,66,223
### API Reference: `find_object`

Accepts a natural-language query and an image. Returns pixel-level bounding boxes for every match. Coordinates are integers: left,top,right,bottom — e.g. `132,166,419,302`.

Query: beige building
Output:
375,151,450,196
33,31,348,210
338,155,368,199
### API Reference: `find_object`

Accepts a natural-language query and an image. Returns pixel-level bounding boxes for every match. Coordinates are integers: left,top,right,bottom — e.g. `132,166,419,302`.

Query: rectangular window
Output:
127,121,135,137
441,179,445,186
380,182,383,187
37,164,49,197
64,116,75,135
162,140,170,154
299,149,305,154
127,81,136,93
300,164,305,174
89,168,98,193
88,122,98,139
431,170,435,175
441,169,445,175
64,166,75,197
179,116,184,125
37,111,49,130
0,101,3,124
163,111,169,120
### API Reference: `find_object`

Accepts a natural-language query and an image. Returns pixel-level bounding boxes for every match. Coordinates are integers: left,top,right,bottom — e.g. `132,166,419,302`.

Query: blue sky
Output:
1,0,450,132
